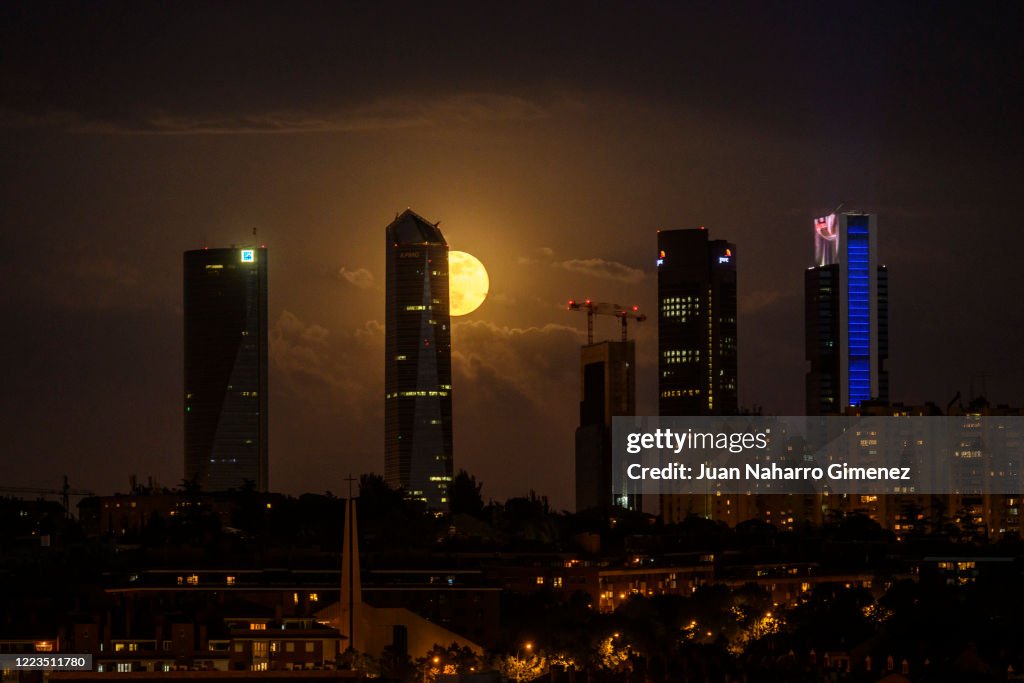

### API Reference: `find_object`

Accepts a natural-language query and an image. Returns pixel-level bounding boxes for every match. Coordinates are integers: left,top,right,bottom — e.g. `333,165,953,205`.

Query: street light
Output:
422,655,441,683
513,642,534,682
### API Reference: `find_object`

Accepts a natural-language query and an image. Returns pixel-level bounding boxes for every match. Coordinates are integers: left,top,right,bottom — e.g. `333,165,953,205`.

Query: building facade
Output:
805,213,889,415
575,340,636,511
656,228,738,417
384,210,453,509
183,247,268,492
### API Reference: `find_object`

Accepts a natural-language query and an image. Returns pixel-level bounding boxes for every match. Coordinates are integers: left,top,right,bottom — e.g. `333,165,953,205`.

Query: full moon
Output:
448,251,489,316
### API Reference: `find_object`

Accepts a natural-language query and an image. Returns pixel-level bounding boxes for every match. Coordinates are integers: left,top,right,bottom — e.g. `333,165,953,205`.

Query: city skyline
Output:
2,3,1022,511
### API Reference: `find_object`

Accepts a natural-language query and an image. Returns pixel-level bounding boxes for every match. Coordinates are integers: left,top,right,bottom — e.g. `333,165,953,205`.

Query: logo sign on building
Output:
241,249,255,262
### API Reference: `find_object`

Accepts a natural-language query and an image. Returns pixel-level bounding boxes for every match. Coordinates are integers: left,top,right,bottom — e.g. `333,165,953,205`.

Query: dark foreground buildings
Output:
384,210,454,509
183,247,268,492
805,212,889,415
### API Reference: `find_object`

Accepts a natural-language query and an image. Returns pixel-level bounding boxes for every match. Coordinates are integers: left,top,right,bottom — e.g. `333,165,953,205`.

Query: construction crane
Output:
0,475,95,517
567,299,647,343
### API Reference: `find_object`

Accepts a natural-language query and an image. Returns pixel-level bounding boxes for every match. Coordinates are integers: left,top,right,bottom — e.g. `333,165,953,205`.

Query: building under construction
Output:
568,301,644,512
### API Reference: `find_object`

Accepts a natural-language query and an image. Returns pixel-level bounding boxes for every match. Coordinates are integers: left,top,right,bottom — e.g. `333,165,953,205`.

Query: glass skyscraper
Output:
183,246,268,491
656,228,738,417
805,212,889,415
384,209,453,509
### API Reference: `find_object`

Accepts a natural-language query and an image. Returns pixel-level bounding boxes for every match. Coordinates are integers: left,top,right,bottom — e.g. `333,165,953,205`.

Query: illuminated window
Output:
536,576,544,585
186,574,199,585
286,642,295,653
250,623,267,631
305,642,315,653
309,593,319,602
226,576,236,586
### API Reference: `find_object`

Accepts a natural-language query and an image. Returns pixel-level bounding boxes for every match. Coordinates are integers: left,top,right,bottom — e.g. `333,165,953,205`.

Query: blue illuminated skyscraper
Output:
805,212,889,415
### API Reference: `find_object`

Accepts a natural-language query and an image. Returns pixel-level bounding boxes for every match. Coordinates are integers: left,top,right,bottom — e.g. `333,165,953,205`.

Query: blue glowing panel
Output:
846,217,871,406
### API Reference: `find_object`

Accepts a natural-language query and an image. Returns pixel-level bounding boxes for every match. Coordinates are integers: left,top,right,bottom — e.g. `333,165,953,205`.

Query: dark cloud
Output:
2,3,1019,151
452,321,584,503
556,258,647,285
270,311,382,419
9,94,549,136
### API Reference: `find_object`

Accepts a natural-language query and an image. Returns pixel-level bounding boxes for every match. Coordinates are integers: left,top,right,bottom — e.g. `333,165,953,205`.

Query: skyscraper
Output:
805,212,889,415
656,228,738,416
575,340,636,511
385,209,453,509
183,246,268,492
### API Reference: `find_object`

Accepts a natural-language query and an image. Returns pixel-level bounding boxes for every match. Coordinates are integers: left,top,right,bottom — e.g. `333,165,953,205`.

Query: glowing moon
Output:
448,251,489,316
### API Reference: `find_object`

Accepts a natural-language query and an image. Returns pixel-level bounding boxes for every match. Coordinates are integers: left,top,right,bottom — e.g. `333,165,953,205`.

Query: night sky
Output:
1,2,1022,509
